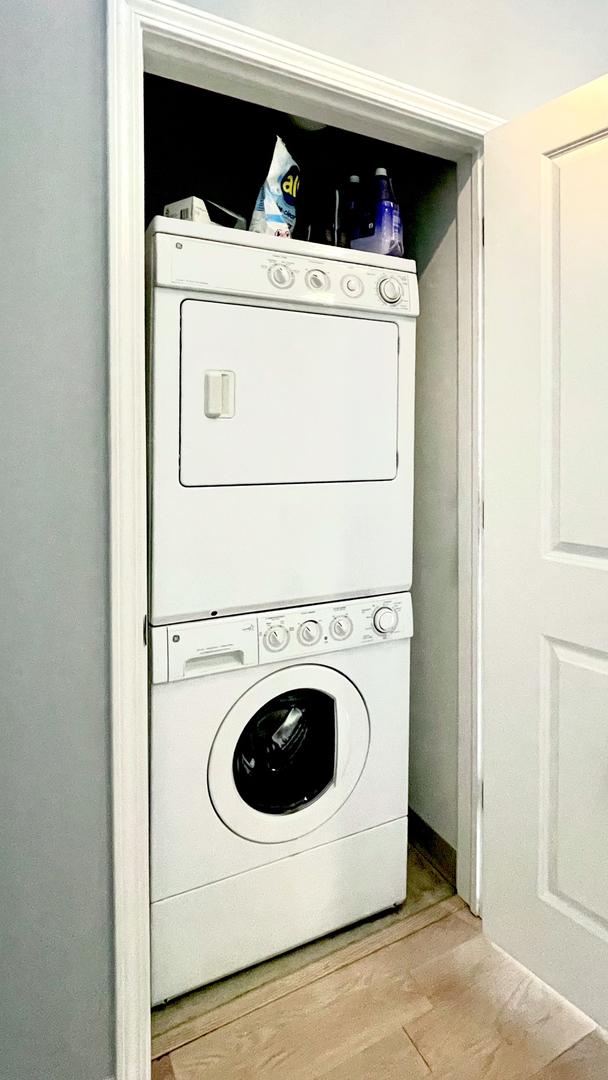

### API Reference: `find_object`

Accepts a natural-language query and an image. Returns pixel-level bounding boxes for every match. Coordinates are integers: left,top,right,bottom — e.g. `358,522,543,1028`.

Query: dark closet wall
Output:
144,73,449,263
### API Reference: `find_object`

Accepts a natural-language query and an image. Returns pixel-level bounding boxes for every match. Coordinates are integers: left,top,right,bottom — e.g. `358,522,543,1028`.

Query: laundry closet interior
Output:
144,67,468,1032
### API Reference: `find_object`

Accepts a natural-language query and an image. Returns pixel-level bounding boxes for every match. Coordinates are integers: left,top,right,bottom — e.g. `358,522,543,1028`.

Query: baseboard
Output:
409,808,457,887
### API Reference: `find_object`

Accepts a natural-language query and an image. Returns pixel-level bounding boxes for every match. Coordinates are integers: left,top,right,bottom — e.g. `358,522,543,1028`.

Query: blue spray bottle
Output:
351,167,404,257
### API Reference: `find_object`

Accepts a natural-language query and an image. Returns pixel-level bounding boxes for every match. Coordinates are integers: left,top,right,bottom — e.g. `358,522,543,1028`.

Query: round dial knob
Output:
298,619,322,646
306,268,329,291
341,274,363,298
378,277,403,304
373,606,399,634
268,264,294,289
330,615,353,641
264,625,290,652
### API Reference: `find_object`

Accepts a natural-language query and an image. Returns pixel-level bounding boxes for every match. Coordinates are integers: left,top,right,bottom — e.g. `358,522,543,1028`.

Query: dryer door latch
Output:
204,370,235,418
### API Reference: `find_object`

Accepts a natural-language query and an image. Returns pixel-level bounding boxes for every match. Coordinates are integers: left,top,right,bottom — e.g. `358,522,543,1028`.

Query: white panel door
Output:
484,74,608,1027
180,301,399,486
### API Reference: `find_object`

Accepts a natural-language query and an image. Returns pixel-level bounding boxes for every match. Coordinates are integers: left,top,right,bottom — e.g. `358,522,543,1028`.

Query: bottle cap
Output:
375,167,388,176
349,175,360,183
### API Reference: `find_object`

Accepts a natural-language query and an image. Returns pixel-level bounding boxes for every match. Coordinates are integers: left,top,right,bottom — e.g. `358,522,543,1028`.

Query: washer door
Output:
208,665,370,843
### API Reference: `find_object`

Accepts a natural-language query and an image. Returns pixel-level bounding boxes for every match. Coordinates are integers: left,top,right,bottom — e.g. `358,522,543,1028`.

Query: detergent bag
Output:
250,136,300,237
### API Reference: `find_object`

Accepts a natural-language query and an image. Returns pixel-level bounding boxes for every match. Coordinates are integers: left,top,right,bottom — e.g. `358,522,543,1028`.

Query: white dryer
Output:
146,219,419,625
150,591,412,1004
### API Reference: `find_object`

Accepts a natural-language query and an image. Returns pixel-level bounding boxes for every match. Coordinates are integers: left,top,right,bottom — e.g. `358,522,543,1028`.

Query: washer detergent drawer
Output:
179,301,399,487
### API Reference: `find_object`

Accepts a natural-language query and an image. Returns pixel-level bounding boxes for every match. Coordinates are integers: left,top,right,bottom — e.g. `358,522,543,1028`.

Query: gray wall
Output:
409,163,459,849
186,0,608,119
0,4,113,1080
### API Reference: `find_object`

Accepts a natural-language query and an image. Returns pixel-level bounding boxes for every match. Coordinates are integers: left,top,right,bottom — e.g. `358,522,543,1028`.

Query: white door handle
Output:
204,370,235,418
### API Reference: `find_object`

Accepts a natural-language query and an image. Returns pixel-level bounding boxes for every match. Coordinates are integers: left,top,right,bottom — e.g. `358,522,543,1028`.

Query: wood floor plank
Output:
152,894,464,1058
373,908,480,975
169,911,479,1079
151,1055,176,1080
405,934,596,1080
170,941,434,1079
410,929,530,1019
530,1029,608,1079
314,1027,431,1079
168,910,480,1078
152,844,453,1056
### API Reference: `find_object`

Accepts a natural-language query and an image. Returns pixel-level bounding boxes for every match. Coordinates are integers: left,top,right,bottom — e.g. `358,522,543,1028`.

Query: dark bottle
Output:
338,174,361,247
308,184,339,245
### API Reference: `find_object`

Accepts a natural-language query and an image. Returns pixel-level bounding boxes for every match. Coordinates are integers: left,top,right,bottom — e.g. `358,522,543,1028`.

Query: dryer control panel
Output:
151,225,419,317
151,592,413,684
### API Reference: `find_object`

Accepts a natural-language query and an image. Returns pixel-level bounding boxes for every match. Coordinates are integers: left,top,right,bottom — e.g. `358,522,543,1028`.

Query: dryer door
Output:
180,301,399,486
208,664,370,842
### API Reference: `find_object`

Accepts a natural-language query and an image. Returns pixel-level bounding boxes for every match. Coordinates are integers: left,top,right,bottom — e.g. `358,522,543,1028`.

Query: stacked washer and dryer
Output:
146,218,419,1004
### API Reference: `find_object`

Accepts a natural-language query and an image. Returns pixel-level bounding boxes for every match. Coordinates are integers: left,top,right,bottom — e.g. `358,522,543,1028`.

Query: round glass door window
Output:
208,664,370,844
233,688,335,814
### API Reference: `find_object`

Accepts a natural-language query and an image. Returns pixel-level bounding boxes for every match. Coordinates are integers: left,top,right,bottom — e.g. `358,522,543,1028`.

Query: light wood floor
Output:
152,852,607,1079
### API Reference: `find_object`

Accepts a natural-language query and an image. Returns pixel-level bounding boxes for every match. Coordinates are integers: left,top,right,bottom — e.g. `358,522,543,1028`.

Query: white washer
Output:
150,591,412,1004
146,219,419,625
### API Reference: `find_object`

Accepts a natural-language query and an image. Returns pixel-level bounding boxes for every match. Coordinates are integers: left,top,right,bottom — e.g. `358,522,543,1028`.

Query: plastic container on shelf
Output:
351,168,404,257
338,175,362,248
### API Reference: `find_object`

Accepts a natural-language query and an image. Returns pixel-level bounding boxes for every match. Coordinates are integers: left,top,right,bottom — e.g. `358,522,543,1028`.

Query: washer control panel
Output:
154,231,419,316
259,592,412,664
151,592,413,683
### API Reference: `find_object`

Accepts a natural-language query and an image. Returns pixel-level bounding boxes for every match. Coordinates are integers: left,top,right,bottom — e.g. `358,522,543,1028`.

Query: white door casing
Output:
483,74,608,1027
108,0,496,1075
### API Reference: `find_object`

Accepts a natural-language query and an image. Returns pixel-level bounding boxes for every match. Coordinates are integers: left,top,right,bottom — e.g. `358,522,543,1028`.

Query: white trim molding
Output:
108,2,500,1076
107,3,150,1080
139,0,502,156
455,151,485,914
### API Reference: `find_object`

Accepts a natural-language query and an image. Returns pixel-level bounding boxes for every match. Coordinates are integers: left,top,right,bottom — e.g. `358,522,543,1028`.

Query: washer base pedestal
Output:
151,816,408,1004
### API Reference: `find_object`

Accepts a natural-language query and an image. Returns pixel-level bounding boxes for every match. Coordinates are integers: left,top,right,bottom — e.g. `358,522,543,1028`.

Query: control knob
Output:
268,264,294,289
341,274,363,298
378,277,403,304
373,606,399,634
264,625,290,652
306,268,329,291
298,620,322,646
330,615,353,641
